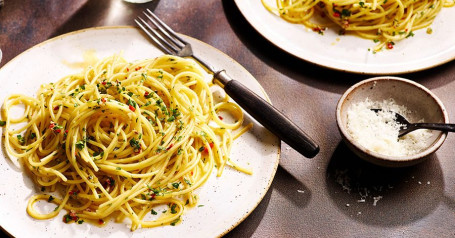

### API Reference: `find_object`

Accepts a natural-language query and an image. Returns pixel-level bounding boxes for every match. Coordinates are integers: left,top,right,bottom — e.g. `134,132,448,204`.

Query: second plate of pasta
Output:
235,0,455,74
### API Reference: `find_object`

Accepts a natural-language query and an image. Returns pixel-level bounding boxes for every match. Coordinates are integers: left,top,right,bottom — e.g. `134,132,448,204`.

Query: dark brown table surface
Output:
2,0,455,237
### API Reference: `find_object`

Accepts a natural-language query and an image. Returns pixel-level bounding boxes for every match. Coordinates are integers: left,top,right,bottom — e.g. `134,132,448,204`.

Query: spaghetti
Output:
262,0,455,52
1,54,252,230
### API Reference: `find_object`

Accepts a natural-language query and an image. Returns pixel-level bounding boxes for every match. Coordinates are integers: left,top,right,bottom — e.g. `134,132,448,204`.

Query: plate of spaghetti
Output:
235,0,455,74
0,26,280,238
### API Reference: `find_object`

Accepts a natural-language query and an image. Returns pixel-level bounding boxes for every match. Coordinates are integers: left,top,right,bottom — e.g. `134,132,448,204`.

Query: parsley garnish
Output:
406,31,415,38
172,182,180,189
17,135,25,145
129,138,141,151
170,217,180,226
184,178,191,186
127,98,137,108
341,9,351,17
75,140,85,150
170,204,177,214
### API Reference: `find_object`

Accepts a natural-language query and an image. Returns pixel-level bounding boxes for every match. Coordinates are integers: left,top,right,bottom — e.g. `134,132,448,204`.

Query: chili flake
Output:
386,42,394,49
49,121,64,134
312,26,325,35
150,193,156,200
103,176,115,188
167,143,174,150
203,143,214,153
63,210,79,223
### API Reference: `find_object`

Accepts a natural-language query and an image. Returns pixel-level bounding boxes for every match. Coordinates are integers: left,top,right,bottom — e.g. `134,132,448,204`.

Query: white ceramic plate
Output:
0,26,280,238
234,0,455,74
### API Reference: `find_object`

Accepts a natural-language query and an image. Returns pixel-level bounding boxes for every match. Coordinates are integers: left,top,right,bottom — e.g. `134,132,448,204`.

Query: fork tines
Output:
135,9,190,56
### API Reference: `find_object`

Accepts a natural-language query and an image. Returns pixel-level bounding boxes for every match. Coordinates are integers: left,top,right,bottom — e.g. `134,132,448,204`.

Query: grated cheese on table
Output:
346,98,432,157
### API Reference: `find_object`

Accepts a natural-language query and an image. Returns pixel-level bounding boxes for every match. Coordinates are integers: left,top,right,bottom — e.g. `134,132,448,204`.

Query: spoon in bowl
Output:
371,109,455,137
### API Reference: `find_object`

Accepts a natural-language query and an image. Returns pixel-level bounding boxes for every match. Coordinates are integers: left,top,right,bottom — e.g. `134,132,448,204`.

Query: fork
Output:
135,9,319,158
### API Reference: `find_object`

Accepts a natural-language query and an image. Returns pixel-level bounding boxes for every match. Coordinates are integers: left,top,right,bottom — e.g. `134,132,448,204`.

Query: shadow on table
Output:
50,0,159,38
325,142,443,227
225,166,311,237
221,0,455,93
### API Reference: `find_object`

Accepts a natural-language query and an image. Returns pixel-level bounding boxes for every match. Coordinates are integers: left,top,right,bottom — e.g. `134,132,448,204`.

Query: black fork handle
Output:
214,70,320,158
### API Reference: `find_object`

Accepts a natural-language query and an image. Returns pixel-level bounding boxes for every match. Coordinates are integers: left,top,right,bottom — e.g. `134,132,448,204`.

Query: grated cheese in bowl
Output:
346,98,432,157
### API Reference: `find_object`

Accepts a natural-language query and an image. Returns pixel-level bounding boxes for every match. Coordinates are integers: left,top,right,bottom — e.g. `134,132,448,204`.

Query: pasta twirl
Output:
1,54,252,230
262,0,455,52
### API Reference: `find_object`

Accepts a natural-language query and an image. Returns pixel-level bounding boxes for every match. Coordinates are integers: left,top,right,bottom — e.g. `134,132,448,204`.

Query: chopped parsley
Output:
172,182,180,189
75,140,85,150
406,31,415,38
184,178,192,186
17,135,25,145
170,204,177,214
127,98,137,108
129,138,141,151
341,9,351,17
170,217,180,226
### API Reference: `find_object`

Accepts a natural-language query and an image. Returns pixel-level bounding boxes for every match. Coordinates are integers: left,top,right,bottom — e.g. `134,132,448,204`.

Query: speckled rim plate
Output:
0,26,280,238
234,0,455,75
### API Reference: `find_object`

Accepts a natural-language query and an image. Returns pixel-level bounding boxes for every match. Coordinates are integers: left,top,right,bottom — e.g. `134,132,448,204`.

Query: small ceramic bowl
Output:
336,76,448,167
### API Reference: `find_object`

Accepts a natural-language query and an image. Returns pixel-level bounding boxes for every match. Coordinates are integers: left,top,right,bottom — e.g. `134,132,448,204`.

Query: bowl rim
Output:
336,76,449,164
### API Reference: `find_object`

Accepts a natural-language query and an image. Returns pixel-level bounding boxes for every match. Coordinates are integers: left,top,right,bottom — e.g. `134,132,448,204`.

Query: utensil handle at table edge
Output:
214,70,320,158
414,123,455,132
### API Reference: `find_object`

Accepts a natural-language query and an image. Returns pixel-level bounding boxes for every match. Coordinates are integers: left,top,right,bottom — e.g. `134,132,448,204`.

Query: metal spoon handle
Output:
410,123,455,132
215,71,320,158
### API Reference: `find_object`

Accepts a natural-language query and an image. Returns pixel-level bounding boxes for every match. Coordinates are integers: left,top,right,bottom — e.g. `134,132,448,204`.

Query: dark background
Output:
1,0,455,237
